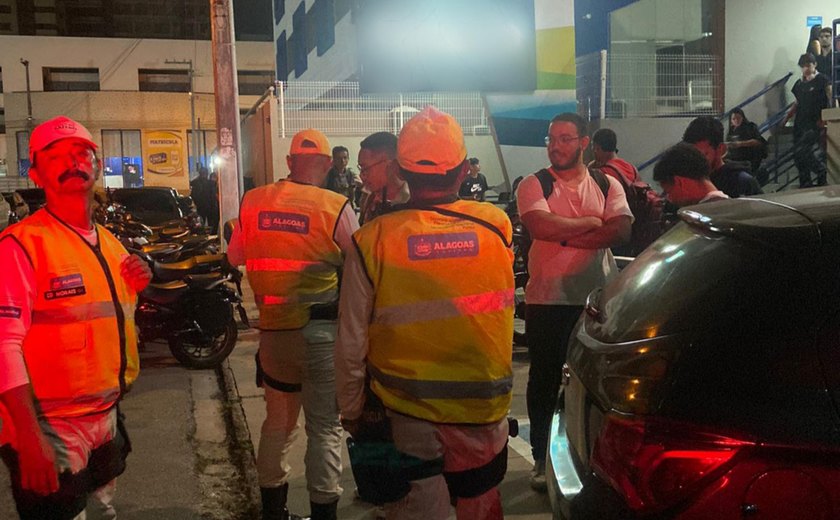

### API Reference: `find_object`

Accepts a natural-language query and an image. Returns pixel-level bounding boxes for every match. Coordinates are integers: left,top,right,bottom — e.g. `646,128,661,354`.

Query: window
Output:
17,131,30,177
138,69,190,93
0,107,5,134
238,70,274,96
273,0,285,24
102,130,143,188
0,67,3,93
42,67,100,91
292,2,307,77
187,129,217,178
276,31,288,81
314,0,335,56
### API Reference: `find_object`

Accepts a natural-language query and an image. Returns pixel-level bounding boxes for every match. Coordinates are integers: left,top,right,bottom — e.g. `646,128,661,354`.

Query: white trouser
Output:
255,322,343,505
385,412,508,520
40,408,119,520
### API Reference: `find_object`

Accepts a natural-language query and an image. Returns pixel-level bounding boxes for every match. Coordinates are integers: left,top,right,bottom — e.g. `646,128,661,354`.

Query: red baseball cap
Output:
29,116,97,163
397,106,466,175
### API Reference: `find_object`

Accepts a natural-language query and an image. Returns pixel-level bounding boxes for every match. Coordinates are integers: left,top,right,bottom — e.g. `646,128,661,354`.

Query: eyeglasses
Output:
545,135,581,146
357,159,389,172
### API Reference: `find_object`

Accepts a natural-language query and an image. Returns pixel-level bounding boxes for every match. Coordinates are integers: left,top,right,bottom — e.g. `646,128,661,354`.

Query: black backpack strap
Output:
588,168,610,204
534,169,554,199
536,167,609,204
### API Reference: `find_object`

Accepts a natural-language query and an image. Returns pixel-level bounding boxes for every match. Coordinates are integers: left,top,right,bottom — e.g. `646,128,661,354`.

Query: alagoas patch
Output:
408,232,480,261
0,306,22,319
45,273,86,300
258,211,310,234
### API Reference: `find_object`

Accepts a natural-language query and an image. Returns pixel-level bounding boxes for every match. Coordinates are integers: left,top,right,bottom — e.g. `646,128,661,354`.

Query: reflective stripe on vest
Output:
368,364,513,400
31,301,134,324
1,209,139,420
246,257,336,274
240,181,347,330
355,200,515,424
373,288,514,327
256,289,339,305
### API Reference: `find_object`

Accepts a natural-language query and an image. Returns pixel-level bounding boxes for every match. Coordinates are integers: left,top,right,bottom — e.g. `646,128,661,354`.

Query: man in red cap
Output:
0,116,151,519
227,128,359,520
336,107,514,519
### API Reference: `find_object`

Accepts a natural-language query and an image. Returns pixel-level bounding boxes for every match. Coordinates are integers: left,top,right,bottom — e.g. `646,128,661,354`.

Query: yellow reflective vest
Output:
239,180,348,330
353,199,515,424
1,209,139,419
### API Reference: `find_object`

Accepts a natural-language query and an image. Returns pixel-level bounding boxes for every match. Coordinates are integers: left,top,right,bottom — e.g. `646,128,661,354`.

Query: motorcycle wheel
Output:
168,317,237,369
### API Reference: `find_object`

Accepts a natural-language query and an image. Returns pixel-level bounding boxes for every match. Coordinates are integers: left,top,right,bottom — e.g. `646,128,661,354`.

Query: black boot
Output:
310,500,338,520
261,485,310,520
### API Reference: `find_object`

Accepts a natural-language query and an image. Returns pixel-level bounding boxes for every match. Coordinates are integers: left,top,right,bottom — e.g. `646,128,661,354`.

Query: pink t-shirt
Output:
517,169,633,305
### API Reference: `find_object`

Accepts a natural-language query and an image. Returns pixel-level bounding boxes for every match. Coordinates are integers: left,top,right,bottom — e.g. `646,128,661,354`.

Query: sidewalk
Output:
221,282,552,518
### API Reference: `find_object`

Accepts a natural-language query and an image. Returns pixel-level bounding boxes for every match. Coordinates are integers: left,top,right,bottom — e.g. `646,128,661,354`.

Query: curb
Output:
217,357,261,518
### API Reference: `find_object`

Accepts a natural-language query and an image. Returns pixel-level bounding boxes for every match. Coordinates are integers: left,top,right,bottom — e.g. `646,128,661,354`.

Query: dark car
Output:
16,188,46,213
548,188,840,519
109,187,185,227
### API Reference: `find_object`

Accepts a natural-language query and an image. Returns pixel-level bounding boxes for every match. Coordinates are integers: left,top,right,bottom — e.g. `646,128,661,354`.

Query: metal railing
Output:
636,72,795,175
577,51,722,119
275,81,490,137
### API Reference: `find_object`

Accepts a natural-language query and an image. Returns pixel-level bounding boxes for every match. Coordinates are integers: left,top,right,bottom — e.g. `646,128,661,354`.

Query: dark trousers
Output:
525,304,583,461
793,128,827,187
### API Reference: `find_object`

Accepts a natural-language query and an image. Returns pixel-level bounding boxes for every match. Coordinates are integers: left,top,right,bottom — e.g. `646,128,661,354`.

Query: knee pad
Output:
255,352,302,392
444,443,508,499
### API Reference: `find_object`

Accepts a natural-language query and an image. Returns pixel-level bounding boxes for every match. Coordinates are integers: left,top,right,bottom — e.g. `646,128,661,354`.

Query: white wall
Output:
0,35,273,94
726,0,834,124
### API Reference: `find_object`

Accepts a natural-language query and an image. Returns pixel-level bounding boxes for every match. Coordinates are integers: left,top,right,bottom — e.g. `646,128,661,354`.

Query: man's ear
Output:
28,164,42,187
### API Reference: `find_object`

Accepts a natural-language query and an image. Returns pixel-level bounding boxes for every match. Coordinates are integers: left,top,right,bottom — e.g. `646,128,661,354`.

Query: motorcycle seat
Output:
144,280,189,304
154,253,224,275
159,227,190,240
142,242,181,256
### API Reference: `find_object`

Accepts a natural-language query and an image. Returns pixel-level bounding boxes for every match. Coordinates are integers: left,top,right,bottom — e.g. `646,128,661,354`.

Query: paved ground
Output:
0,341,251,520
222,284,552,519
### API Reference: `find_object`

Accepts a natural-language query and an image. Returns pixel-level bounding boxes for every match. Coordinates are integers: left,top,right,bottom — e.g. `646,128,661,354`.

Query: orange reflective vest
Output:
239,180,348,330
1,209,139,420
353,199,515,424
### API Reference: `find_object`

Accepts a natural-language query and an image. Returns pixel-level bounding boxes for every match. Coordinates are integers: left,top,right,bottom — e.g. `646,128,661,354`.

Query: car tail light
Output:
591,414,754,514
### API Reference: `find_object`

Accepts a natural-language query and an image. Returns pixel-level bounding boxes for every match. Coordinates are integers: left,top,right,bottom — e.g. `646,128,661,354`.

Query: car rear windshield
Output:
589,222,796,343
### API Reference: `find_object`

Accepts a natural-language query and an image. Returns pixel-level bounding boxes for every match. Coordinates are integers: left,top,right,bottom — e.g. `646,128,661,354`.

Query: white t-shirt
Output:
517,169,633,306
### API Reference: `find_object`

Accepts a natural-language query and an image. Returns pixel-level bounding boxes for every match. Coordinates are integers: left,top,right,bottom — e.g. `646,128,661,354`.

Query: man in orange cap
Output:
227,128,359,520
0,116,151,519
336,107,514,519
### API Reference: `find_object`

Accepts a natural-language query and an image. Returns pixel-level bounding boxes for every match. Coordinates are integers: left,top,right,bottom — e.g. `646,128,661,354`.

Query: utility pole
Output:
165,58,200,179
20,58,33,130
210,0,242,232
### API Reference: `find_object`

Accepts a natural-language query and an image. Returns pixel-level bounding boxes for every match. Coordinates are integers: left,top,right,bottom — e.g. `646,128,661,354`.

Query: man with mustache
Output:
0,116,151,519
516,113,632,492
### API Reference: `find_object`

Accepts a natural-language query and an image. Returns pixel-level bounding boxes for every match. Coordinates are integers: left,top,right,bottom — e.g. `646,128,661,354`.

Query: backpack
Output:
595,162,665,257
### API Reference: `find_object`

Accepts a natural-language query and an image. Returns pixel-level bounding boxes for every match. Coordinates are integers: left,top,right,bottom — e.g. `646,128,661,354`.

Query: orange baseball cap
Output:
29,116,97,163
289,129,331,157
398,106,466,175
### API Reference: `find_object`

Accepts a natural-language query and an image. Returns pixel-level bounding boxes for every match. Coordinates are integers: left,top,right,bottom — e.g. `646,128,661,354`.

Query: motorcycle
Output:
133,252,249,369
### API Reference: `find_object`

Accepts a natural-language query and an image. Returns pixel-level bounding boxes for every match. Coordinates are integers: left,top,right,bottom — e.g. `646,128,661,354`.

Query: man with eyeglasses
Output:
516,113,632,492
356,132,409,226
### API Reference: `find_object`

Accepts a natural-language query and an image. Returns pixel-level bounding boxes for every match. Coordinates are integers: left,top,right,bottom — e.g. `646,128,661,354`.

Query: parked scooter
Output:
133,251,248,369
